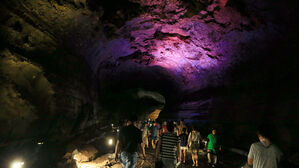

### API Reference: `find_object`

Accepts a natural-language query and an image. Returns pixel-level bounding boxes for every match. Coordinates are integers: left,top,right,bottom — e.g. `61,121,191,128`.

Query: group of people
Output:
114,115,283,168
154,120,221,168
114,116,221,168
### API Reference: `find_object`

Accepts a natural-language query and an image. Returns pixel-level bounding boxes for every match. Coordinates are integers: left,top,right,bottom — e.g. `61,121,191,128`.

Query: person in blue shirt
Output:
151,122,159,149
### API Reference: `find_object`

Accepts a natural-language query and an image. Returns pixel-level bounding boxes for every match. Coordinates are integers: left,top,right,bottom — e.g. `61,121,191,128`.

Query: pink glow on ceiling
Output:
149,36,220,73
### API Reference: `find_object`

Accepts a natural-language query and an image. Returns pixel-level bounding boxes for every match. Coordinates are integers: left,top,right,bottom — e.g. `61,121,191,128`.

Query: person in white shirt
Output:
244,124,283,168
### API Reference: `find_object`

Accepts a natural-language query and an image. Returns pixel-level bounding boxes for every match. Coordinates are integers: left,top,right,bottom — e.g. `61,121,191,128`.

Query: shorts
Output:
152,136,158,140
191,142,200,154
180,146,188,150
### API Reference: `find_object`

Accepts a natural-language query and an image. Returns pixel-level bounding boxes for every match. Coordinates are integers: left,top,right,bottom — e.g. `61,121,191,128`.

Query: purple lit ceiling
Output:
80,0,289,119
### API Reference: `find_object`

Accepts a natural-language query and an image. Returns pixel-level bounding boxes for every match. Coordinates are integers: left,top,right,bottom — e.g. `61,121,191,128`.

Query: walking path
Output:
74,148,246,168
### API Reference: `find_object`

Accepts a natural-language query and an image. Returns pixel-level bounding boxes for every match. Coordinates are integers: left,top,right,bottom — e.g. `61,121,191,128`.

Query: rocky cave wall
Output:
0,0,103,145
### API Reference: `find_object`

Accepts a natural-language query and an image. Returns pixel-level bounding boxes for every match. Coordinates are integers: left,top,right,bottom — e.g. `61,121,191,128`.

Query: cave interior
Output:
0,0,299,167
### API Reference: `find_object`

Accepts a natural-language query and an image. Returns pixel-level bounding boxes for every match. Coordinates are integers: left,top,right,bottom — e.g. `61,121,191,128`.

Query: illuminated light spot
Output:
11,161,24,168
108,139,113,145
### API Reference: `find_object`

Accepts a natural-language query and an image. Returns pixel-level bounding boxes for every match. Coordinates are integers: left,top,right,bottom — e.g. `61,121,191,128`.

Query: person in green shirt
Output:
207,128,221,167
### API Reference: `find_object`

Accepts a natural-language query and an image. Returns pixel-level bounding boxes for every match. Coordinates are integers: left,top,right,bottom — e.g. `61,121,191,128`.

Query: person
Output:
137,121,143,130
243,124,283,168
207,128,221,167
156,121,161,130
142,123,149,150
156,122,181,168
162,121,168,133
177,120,188,136
114,115,146,168
179,128,188,164
151,122,159,149
173,121,178,134
188,126,201,167
156,121,162,137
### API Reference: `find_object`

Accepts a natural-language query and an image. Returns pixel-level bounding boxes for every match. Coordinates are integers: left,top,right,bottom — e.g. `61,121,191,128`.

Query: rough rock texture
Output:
0,0,299,166
80,0,294,120
72,146,98,162
0,3,104,168
61,152,156,168
1,0,294,122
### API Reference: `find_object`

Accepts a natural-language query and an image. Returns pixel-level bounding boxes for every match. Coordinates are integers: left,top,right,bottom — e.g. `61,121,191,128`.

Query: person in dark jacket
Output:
114,115,146,168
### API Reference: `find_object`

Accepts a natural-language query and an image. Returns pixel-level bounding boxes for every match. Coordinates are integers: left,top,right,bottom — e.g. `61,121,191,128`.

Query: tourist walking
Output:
114,115,146,168
151,122,159,149
137,120,143,130
142,122,149,150
207,128,221,167
156,122,181,168
173,121,178,134
179,128,188,163
243,124,283,168
177,120,188,136
162,121,168,133
188,126,201,167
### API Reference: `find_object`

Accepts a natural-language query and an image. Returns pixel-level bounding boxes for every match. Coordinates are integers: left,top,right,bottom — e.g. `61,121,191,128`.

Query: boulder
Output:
72,145,98,162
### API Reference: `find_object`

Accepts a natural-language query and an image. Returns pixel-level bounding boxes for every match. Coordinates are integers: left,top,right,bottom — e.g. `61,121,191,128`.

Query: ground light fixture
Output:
108,138,113,146
11,161,24,168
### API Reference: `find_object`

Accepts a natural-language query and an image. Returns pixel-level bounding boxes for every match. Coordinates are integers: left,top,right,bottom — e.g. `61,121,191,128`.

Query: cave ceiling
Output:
0,0,298,120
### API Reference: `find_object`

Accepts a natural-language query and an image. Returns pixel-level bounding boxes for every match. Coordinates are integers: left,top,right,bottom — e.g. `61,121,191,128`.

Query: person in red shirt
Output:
161,121,168,133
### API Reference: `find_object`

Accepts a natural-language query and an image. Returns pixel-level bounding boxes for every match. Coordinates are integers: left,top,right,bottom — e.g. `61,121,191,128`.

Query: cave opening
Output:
0,0,299,167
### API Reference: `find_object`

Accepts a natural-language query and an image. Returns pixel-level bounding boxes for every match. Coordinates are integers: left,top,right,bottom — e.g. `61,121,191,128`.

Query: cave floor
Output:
75,148,246,168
